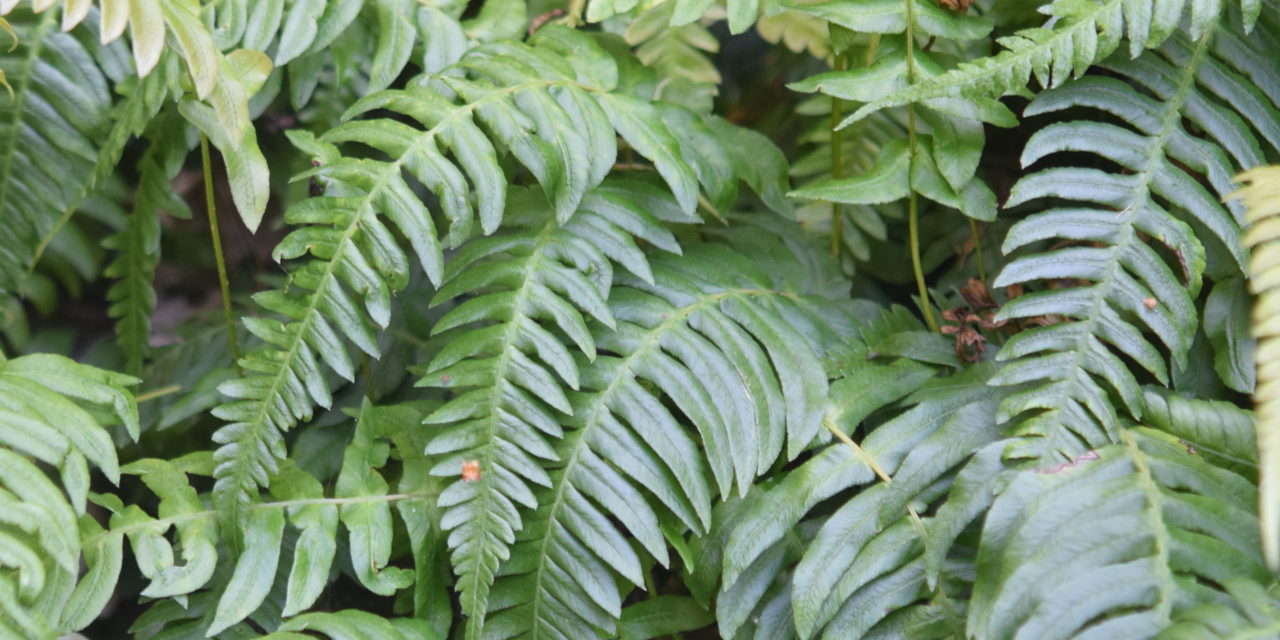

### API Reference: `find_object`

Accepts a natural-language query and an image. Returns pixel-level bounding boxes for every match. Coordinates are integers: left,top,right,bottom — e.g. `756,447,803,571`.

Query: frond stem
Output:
969,218,986,283
904,0,937,332
201,134,242,371
830,53,847,257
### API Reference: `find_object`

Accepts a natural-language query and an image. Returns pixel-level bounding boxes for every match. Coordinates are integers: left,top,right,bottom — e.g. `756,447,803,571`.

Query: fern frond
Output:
2,0,219,97
1158,578,1280,639
716,364,999,639
990,17,1279,464
417,181,693,636
480,238,845,638
1235,165,1280,570
845,0,1263,125
969,427,1265,639
0,10,114,292
0,354,138,638
261,609,444,640
103,127,189,375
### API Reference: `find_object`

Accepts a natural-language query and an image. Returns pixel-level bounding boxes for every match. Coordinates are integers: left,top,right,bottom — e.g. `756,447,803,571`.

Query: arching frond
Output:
480,237,849,639
0,10,115,292
1235,165,1280,570
969,428,1265,639
846,0,1263,125
2,0,219,97
261,609,444,640
417,180,695,635
990,16,1279,464
0,354,138,639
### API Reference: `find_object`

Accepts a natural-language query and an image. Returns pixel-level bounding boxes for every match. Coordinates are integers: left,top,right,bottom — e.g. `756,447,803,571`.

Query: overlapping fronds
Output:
1236,165,1280,570
211,24,785,548
0,354,138,639
846,0,1264,125
88,402,444,637
416,180,694,635
479,237,851,638
990,15,1280,464
260,610,445,640
970,428,1265,639
713,363,999,639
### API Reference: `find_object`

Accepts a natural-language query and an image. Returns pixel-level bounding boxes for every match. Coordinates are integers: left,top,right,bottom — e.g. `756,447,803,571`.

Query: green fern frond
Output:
990,17,1279,464
0,10,114,292
89,402,441,637
480,238,845,638
1235,165,1280,570
969,427,1265,639
845,0,1264,126
0,354,138,638
416,181,694,636
1158,578,1280,639
716,365,999,639
260,609,445,640
103,128,189,376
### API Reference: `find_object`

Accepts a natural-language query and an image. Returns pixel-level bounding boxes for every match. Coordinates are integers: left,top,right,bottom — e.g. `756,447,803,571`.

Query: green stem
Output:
830,54,847,257
969,218,987,283
903,0,938,332
201,135,242,370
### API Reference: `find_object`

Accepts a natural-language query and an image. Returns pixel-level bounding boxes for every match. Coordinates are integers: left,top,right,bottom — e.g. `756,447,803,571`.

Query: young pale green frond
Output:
416,181,694,637
990,17,1279,465
970,428,1266,640
2,0,220,97
1235,165,1280,571
480,238,849,639
845,0,1263,126
0,354,138,639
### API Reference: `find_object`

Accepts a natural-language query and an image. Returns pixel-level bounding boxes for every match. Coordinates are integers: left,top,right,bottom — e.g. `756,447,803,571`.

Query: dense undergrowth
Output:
2,0,1280,638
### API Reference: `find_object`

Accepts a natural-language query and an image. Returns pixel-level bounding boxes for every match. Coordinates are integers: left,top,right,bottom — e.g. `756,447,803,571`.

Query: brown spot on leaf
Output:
462,460,482,482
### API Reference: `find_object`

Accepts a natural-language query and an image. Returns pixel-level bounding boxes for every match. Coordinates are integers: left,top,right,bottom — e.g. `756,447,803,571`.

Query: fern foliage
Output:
991,14,1279,464
0,354,138,639
478,235,849,638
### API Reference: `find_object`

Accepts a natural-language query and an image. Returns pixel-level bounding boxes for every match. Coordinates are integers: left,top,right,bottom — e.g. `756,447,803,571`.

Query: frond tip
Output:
1234,165,1280,571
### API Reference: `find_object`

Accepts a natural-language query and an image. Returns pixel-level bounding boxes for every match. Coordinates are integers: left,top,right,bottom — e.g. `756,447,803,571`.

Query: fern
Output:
990,14,1279,464
0,353,138,638
970,428,1265,639
0,10,115,292
479,236,848,638
1236,165,1280,570
845,0,1264,126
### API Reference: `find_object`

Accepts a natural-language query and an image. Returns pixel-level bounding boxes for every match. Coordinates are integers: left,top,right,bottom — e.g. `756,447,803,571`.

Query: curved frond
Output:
0,10,114,292
0,354,138,638
262,610,444,640
990,16,1280,464
846,0,1262,125
970,428,1265,639
3,0,219,97
1236,165,1280,569
480,238,847,638
416,180,693,635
